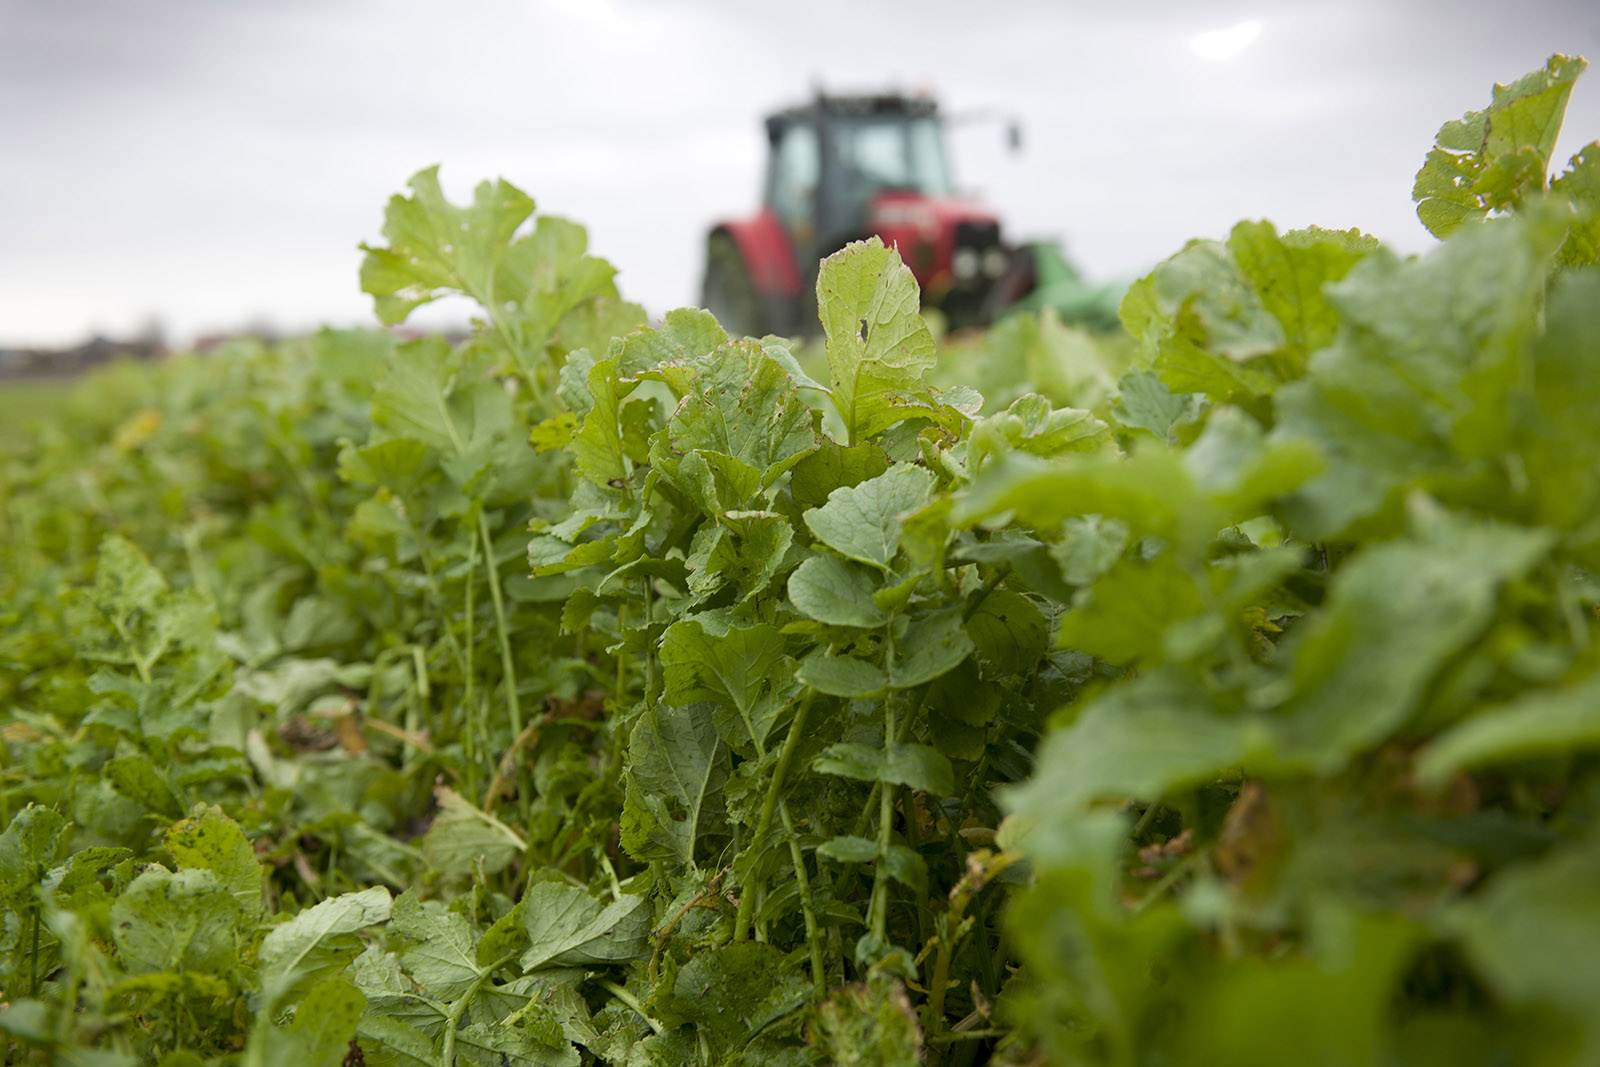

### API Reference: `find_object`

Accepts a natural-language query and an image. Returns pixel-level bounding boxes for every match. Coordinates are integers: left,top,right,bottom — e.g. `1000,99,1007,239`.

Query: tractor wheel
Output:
701,233,766,338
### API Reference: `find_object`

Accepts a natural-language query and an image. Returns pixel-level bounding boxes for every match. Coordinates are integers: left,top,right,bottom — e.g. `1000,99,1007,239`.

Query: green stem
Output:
598,979,665,1037
1133,854,1199,914
463,527,480,796
870,694,898,945
478,511,528,820
641,577,656,700
476,512,522,738
403,512,470,678
734,694,813,942
28,904,40,996
777,800,827,997
440,952,515,1067
962,563,1012,621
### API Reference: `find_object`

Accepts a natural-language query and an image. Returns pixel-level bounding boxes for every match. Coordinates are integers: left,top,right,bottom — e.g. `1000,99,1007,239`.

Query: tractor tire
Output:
701,233,766,338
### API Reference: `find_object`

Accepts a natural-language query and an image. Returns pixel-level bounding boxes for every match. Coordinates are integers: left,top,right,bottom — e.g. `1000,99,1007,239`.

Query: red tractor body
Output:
702,92,1012,336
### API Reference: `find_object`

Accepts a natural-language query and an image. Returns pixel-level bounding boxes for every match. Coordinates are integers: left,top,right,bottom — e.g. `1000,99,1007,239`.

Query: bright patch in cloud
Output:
1187,20,1263,62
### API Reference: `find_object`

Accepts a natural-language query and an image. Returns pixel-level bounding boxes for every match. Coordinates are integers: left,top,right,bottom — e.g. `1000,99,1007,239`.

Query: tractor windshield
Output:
831,115,952,197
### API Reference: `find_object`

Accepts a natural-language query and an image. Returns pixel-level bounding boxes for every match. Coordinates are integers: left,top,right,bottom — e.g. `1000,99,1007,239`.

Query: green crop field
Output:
2,56,1599,1067
0,380,72,451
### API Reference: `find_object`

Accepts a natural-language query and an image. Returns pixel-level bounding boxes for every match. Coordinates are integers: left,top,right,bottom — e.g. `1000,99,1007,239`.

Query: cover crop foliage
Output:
2,56,1600,1066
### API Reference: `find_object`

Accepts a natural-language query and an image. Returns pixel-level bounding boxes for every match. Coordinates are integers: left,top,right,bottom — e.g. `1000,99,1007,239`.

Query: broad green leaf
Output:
787,554,888,628
420,787,527,876
670,942,809,1055
664,339,816,485
1278,509,1555,769
797,653,888,698
817,836,879,864
103,755,184,817
883,845,928,896
660,620,788,749
570,358,628,488
1454,839,1600,1058
370,337,465,453
614,306,727,382
1111,371,1205,443
1050,515,1130,586
954,446,1189,545
557,347,599,415
788,439,891,512
165,805,262,916
1181,912,1419,1067
1004,670,1272,815
518,882,650,971
1416,671,1600,788
967,393,1111,470
621,703,729,868
814,742,955,796
258,886,393,1011
360,168,623,387
110,868,244,976
455,1019,579,1067
336,437,433,497
246,977,365,1067
1413,55,1588,237
1274,214,1566,540
1551,143,1600,267
816,238,941,444
804,465,936,570
391,891,483,1002
355,1014,438,1067
889,608,974,688
684,513,793,605
0,1000,55,1045
1056,552,1204,666
1518,270,1600,537
964,589,1048,678
94,534,167,620
1123,221,1377,409
359,167,535,324
0,805,67,904
1227,222,1379,370
811,974,924,1067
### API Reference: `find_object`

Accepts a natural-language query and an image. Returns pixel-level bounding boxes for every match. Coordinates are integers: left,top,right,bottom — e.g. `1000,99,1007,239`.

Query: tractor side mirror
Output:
1006,120,1023,154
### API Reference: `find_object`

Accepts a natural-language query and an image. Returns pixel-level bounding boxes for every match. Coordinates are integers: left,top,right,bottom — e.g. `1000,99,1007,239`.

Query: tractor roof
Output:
765,91,939,138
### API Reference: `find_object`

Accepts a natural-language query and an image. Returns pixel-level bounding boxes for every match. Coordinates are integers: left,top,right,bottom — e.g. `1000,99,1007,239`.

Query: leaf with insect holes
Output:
660,619,790,750
164,805,262,916
1413,54,1588,237
391,890,485,1001
817,238,943,444
664,339,817,486
621,703,729,867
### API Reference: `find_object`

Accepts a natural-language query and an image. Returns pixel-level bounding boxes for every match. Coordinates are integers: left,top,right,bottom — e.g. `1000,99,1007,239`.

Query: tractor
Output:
701,91,1025,338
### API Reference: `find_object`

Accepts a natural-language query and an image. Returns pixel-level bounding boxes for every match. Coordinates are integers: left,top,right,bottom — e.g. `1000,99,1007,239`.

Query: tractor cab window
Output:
827,115,952,229
767,122,820,239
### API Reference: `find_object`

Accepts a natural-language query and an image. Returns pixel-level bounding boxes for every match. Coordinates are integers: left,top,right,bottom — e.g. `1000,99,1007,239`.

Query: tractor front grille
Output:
954,220,1001,253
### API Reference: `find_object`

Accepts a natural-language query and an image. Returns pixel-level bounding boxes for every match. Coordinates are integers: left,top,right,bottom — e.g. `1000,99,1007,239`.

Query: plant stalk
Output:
733,693,813,942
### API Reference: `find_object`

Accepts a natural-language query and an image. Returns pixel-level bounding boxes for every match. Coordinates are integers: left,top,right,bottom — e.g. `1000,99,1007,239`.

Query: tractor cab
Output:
703,91,1009,337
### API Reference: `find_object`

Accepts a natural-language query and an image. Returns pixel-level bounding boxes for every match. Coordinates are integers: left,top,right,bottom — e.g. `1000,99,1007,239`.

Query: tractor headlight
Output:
982,248,1009,279
953,247,979,280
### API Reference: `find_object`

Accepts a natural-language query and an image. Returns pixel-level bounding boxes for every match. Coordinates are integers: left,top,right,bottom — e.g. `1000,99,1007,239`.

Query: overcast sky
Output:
2,0,1598,347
